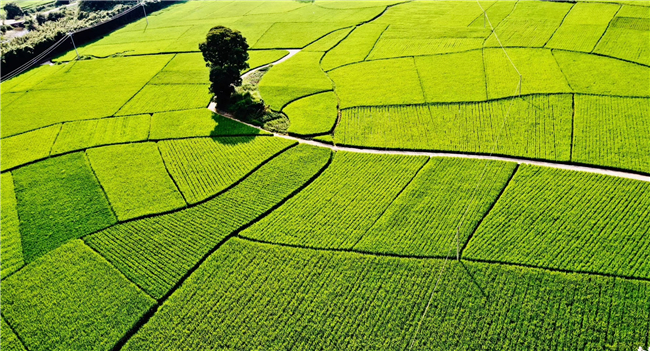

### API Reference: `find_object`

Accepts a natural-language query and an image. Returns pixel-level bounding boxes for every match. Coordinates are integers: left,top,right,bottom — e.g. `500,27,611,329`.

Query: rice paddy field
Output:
1,1,649,350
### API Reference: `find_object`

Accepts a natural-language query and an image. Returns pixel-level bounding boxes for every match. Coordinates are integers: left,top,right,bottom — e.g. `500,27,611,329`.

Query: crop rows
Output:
353,158,516,257
13,152,116,263
335,94,573,161
593,5,650,66
123,238,649,351
573,95,650,174
1,173,24,279
116,84,212,116
241,151,428,250
1,317,25,351
545,2,620,52
1,124,61,171
85,145,331,299
149,108,263,140
1,240,155,351
87,142,187,221
321,23,387,71
158,136,295,204
464,165,650,280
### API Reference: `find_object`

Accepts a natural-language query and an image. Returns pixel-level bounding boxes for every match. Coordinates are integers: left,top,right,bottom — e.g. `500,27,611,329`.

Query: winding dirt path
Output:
215,50,650,183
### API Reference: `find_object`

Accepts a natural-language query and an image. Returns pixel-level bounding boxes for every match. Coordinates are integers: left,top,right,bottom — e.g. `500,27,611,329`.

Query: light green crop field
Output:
1,1,649,350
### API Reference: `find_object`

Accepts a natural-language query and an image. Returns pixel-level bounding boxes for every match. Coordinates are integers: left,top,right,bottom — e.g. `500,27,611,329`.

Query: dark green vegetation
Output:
1,1,649,350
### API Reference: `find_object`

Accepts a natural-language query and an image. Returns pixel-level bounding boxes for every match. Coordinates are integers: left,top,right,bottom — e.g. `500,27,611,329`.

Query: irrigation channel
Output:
209,50,650,184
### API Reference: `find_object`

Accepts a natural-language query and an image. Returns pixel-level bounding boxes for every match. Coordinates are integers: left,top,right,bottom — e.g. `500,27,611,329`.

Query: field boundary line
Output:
2,314,30,351
570,94,576,162
110,147,335,351
550,49,575,91
458,163,519,259
83,151,119,221
543,2,576,48
363,24,390,61
591,4,622,54
350,157,431,250
155,142,189,206
412,56,428,102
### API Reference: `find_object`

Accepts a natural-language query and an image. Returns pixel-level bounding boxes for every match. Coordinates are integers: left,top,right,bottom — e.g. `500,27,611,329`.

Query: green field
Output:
1,1,649,350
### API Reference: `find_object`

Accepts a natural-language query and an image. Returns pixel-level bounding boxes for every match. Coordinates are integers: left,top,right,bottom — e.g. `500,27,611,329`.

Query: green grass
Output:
303,27,354,51
415,50,486,102
158,136,295,204
354,158,516,257
484,1,573,47
2,56,171,138
1,317,26,351
335,94,573,161
149,53,209,85
0,124,60,172
572,95,650,174
123,238,650,350
13,152,116,263
321,23,388,71
149,108,263,140
258,51,333,110
1,173,24,279
86,143,186,221
329,57,425,108
85,144,331,299
1,64,66,93
593,14,650,66
116,84,212,116
545,2,620,52
484,48,571,99
1,240,155,351
464,165,650,279
553,50,650,97
241,152,428,249
284,91,339,135
51,115,150,155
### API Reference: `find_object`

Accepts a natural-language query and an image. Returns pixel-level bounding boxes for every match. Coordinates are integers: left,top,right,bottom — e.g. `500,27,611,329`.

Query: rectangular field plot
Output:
545,2,620,52
284,91,339,136
1,124,60,171
158,136,295,204
149,108,263,140
572,95,650,174
252,22,352,49
241,152,428,249
13,152,116,263
484,1,573,47
329,57,425,108
321,23,387,71
354,158,516,257
122,238,650,351
51,115,150,155
414,50,486,103
1,173,24,279
463,165,650,280
258,51,333,111
85,145,331,299
87,143,186,221
594,14,650,66
335,94,573,161
1,240,155,351
116,84,212,116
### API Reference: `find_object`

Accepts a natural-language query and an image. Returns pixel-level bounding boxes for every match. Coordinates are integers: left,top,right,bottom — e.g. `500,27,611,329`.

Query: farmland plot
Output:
51,115,150,155
258,51,333,110
241,152,428,249
116,84,212,116
87,143,187,221
463,165,650,280
149,108,263,140
335,94,573,161
354,158,516,257
1,240,155,351
12,152,116,263
594,6,650,66
123,239,650,351
158,136,295,204
573,95,650,174
545,2,620,52
1,317,26,351
85,145,330,299
321,23,388,71
0,124,61,171
1,173,24,279
283,91,339,136
414,50,486,103
303,27,354,52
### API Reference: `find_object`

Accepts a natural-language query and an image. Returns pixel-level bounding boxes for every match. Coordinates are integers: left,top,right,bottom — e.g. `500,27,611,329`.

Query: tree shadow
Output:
459,261,489,300
210,111,260,145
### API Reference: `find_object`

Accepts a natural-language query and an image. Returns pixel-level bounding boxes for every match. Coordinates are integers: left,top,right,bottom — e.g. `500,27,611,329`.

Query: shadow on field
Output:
210,112,260,145
459,261,489,299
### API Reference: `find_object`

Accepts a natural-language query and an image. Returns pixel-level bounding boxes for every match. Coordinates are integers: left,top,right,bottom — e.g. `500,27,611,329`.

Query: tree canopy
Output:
199,25,249,102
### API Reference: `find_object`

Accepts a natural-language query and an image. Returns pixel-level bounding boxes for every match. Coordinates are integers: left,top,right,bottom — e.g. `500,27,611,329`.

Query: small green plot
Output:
321,23,387,71
13,152,116,263
303,27,354,52
116,84,212,116
284,91,339,136
1,173,24,279
1,317,26,351
415,50,486,103
246,50,289,72
252,22,353,49
258,51,332,110
51,115,150,155
87,142,187,221
1,124,61,171
1,240,155,351
149,108,262,140
329,57,425,108
158,136,295,204
545,2,620,52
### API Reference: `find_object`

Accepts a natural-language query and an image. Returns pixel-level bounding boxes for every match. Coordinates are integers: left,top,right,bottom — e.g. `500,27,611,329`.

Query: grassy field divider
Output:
111,148,334,351
458,164,519,259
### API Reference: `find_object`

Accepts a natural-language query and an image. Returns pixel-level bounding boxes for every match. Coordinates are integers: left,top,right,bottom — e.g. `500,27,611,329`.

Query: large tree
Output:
3,2,23,19
199,25,249,103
